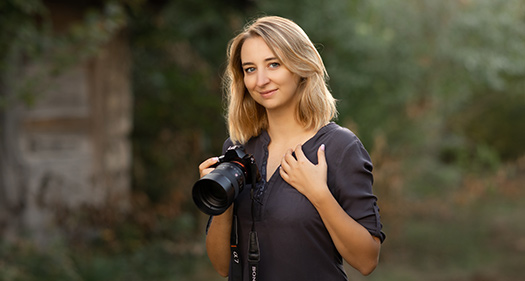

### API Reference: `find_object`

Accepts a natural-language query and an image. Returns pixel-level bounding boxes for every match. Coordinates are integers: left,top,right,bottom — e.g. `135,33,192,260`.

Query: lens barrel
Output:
192,162,246,215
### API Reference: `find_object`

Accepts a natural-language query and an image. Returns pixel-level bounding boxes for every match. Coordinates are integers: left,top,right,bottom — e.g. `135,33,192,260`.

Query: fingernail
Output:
320,144,325,151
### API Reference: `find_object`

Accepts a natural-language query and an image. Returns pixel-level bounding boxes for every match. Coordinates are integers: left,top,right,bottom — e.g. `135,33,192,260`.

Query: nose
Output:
256,69,270,87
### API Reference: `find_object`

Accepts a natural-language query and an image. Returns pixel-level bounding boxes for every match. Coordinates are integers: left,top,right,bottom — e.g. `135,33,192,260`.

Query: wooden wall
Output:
0,2,131,245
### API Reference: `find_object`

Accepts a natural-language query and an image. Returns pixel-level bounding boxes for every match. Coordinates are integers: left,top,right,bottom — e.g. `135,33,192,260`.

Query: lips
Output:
260,89,277,98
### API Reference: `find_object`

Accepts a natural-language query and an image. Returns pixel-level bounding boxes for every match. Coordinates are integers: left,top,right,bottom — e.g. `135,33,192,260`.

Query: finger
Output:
198,157,219,173
294,144,305,160
198,157,218,170
317,144,326,166
200,168,214,178
282,148,296,164
279,166,288,181
280,156,291,173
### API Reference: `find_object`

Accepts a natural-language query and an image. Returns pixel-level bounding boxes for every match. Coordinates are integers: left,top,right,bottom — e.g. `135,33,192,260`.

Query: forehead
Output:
240,36,277,63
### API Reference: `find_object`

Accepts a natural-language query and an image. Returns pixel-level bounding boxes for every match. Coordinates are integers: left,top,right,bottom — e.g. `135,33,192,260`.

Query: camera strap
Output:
230,209,242,281
248,230,260,280
247,163,260,281
230,160,261,281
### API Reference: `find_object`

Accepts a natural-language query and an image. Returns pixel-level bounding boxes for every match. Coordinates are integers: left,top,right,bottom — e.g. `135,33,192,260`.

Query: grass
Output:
346,189,525,281
0,238,223,281
1,162,524,281
2,193,522,281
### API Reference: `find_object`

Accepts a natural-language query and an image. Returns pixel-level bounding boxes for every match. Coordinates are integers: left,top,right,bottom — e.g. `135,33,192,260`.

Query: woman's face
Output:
240,36,301,113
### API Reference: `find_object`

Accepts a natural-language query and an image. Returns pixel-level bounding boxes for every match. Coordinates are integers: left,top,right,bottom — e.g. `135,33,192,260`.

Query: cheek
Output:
243,75,253,89
243,78,256,99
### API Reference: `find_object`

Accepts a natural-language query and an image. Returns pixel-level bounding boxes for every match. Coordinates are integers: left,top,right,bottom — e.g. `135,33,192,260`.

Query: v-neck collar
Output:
257,122,336,182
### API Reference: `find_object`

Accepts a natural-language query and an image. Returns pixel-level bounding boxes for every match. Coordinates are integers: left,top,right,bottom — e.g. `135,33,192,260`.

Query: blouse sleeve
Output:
328,131,386,242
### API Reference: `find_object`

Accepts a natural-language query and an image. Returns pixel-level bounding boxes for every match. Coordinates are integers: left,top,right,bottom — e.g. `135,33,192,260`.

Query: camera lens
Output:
192,162,246,215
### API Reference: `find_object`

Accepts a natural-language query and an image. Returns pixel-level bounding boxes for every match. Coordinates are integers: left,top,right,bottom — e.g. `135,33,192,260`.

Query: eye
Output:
244,67,255,73
269,62,280,68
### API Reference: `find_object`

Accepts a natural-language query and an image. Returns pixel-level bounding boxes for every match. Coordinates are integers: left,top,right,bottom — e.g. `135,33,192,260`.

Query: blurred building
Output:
0,1,132,245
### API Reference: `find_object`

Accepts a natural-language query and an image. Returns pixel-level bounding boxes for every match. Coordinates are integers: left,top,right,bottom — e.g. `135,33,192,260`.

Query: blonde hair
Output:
224,16,337,144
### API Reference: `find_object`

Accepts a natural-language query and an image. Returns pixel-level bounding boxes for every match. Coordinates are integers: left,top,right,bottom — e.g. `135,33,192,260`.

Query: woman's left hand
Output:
280,144,329,201
281,144,381,275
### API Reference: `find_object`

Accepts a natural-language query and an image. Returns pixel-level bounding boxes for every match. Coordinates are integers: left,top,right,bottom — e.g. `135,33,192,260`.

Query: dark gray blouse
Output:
216,122,385,281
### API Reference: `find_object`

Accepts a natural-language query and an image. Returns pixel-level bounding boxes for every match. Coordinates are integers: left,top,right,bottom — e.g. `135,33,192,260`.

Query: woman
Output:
199,16,385,281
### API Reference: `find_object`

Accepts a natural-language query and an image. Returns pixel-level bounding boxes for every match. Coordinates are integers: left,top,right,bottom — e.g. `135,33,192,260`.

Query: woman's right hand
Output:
198,157,220,178
201,156,233,277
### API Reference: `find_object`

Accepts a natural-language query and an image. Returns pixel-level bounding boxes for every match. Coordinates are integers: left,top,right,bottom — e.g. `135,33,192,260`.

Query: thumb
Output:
317,144,327,166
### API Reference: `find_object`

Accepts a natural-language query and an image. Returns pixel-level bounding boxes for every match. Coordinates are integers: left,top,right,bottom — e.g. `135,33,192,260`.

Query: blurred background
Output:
1,0,524,280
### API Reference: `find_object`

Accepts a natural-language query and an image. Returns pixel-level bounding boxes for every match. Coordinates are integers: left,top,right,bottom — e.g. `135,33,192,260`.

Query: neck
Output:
266,108,309,143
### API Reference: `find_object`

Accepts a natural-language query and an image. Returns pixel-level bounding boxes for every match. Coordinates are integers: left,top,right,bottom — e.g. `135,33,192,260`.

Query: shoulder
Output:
319,123,372,167
222,138,235,154
319,122,362,149
222,132,267,155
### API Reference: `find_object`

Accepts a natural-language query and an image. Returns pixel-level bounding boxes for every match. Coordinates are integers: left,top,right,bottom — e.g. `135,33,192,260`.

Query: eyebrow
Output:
241,57,279,67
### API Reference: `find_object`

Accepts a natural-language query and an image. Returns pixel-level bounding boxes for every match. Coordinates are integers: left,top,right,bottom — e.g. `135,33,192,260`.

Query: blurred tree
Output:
257,0,525,164
3,0,523,242
0,0,48,107
2,0,525,279
127,0,254,234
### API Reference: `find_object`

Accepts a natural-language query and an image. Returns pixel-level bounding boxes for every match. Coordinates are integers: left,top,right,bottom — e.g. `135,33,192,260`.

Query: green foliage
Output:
2,0,525,280
0,0,127,108
255,0,525,164
0,0,47,61
129,0,252,203
0,0,48,107
349,192,525,281
0,239,222,281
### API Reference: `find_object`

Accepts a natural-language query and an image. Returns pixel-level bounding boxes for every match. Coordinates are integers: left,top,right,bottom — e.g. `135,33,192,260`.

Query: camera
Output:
192,145,260,215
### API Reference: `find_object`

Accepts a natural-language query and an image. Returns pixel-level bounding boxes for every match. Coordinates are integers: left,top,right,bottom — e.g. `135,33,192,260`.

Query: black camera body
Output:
192,145,260,215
